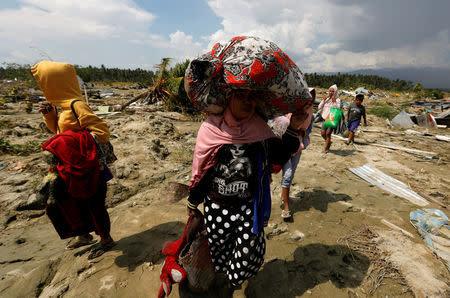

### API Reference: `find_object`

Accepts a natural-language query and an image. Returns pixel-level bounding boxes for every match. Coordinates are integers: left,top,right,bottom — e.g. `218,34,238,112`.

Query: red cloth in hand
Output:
158,238,187,298
42,130,100,199
158,211,204,298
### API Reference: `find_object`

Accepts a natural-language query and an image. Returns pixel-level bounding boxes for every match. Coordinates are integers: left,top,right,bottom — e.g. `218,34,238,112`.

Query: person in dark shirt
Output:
186,89,312,286
346,93,367,145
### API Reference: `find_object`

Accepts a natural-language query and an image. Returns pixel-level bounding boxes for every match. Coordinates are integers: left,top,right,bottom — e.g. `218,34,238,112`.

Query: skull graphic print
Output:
212,144,254,198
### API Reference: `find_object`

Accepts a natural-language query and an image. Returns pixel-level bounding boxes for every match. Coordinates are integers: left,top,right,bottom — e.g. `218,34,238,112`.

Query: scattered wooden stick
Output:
83,85,89,105
370,143,438,156
360,129,383,133
353,143,362,151
381,219,414,238
313,132,438,156
422,195,449,209
312,133,367,145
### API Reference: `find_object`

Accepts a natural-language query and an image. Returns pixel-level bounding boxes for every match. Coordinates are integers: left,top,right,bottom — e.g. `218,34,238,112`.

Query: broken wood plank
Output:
381,219,415,238
435,135,450,142
370,143,438,156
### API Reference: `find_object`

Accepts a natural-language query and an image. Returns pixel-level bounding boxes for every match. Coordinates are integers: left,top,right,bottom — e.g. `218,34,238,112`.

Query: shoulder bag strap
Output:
70,99,82,127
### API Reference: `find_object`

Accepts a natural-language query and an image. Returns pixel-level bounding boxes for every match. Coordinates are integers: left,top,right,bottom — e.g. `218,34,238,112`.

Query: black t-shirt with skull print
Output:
209,143,259,202
188,129,301,209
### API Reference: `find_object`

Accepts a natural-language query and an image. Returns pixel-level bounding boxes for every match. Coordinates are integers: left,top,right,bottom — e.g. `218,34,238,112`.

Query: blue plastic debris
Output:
410,209,450,270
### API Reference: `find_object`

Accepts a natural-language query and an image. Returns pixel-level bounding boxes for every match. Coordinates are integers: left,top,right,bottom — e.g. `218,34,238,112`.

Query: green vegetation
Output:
366,101,409,120
412,83,424,99
0,138,41,156
0,119,11,128
0,63,35,81
0,62,156,85
424,89,444,99
412,82,444,99
75,65,155,85
305,73,412,91
163,59,197,114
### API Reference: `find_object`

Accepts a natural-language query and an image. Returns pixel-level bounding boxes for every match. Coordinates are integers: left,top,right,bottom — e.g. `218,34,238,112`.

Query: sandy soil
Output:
0,88,449,297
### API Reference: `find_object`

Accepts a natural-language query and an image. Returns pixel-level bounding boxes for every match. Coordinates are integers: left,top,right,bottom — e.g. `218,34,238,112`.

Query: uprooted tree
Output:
120,58,197,114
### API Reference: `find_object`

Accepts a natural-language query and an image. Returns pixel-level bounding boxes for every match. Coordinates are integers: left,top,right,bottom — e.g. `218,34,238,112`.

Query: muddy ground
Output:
0,87,449,297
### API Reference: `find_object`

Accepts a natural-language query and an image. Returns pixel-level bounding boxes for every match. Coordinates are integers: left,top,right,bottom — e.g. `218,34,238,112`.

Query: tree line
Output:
74,65,155,85
0,63,156,86
1,62,412,91
304,72,413,91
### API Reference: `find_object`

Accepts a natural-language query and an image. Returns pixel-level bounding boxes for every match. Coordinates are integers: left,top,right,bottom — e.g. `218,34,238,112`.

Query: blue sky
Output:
133,0,221,37
0,0,449,74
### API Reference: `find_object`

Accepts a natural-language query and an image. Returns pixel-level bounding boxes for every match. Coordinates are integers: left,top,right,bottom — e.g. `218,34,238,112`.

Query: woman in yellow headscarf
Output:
31,61,109,142
32,60,114,259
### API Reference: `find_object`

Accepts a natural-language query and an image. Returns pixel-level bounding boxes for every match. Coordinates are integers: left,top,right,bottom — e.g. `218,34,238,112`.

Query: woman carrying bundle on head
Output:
180,36,313,289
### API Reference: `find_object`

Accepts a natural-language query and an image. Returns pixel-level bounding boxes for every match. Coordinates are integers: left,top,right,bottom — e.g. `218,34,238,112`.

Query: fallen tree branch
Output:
120,90,151,111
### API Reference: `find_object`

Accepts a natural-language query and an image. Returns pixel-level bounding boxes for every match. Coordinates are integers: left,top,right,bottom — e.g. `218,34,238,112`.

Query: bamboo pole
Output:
83,85,89,105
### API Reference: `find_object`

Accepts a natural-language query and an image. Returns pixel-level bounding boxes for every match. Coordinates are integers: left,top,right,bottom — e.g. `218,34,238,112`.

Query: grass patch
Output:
0,138,41,156
367,105,398,120
0,119,12,128
170,144,194,164
366,101,408,120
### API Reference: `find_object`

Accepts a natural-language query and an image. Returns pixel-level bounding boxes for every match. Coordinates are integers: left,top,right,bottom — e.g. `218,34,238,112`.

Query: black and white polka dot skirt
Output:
204,197,265,286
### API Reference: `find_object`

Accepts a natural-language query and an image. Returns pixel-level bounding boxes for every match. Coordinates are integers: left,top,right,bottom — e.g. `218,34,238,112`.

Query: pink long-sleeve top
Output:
318,97,341,119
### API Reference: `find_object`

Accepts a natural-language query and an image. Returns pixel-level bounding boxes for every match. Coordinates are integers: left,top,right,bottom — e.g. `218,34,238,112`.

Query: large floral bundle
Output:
185,36,312,118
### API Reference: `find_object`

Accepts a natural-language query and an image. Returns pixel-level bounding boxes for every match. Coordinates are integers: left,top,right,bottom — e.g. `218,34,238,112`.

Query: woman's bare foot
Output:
66,234,95,250
88,237,115,260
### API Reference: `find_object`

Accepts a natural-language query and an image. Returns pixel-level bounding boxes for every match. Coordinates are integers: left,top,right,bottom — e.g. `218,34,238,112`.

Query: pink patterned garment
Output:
184,36,312,119
189,106,275,190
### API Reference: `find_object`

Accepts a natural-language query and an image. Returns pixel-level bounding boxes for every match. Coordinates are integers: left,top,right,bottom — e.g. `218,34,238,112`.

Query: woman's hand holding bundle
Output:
289,101,312,129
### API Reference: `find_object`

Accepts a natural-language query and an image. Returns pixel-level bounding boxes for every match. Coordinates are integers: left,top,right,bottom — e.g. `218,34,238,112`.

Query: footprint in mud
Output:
245,243,370,298
290,189,352,213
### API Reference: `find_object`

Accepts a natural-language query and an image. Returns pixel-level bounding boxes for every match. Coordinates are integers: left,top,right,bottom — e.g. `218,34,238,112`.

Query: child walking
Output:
346,93,367,145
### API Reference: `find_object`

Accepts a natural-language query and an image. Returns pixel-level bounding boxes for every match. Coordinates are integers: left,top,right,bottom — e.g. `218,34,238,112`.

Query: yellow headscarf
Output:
30,60,83,108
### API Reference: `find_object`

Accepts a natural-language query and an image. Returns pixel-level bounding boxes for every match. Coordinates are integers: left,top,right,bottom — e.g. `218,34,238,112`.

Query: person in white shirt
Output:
318,84,341,152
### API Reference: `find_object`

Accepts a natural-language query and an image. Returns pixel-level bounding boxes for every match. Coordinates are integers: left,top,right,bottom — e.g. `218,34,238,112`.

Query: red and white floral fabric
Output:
184,36,312,118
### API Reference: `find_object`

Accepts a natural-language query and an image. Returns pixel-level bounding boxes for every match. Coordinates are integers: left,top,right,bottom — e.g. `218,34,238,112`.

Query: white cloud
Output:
0,0,448,72
304,31,450,72
0,0,155,42
168,31,203,58
0,0,203,67
205,0,450,72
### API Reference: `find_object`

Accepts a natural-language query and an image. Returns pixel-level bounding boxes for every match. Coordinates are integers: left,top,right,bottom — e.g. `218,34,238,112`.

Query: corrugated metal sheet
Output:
348,164,429,206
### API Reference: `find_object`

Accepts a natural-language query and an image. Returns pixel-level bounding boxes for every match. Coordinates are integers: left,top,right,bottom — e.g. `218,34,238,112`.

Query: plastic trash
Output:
410,209,450,271
392,110,414,128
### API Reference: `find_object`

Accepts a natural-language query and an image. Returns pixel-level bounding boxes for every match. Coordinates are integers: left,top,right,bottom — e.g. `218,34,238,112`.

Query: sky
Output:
0,0,449,74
